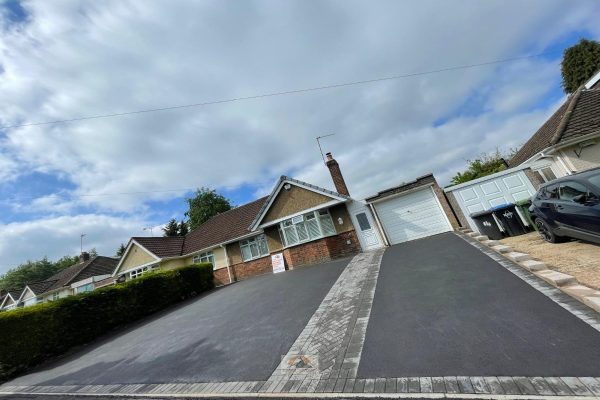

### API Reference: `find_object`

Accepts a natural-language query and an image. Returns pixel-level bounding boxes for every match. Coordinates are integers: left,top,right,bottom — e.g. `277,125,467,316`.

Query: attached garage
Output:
365,174,458,245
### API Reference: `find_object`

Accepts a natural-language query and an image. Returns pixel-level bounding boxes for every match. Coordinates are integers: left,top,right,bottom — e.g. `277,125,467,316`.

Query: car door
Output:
556,181,600,234
536,183,559,224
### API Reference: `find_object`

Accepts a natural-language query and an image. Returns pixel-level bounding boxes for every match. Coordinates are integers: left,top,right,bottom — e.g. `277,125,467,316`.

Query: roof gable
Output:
249,176,350,230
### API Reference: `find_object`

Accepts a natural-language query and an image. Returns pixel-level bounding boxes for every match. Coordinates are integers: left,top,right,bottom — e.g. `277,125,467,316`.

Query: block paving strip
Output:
3,376,600,396
267,248,385,383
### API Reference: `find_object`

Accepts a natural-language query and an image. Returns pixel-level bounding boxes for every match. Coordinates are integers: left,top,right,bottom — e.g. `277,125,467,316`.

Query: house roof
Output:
25,256,119,296
509,88,600,167
132,236,185,258
249,175,350,230
182,196,268,255
365,173,436,202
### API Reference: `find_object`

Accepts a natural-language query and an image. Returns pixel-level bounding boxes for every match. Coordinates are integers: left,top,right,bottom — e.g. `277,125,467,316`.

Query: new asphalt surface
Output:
8,259,348,386
357,232,600,377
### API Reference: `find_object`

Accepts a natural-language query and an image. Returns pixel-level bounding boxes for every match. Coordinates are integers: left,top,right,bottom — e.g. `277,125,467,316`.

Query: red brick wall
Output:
219,230,361,285
431,182,460,230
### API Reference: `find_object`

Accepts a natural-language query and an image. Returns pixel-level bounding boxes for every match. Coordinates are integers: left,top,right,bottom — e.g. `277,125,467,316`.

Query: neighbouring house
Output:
509,69,600,182
444,70,600,230
114,153,376,285
364,174,460,246
0,253,119,310
0,289,23,311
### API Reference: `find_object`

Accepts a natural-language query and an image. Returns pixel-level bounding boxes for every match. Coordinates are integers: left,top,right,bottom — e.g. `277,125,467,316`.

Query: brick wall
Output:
283,230,360,268
230,256,273,281
445,190,469,228
523,168,545,190
431,182,460,229
213,268,231,286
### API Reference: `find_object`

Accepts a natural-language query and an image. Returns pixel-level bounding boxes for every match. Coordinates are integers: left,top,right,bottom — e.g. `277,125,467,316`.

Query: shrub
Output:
0,263,213,382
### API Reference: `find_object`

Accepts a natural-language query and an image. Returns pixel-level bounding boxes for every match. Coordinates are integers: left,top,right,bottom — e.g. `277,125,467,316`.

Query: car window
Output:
586,173,600,189
559,181,587,201
545,184,559,199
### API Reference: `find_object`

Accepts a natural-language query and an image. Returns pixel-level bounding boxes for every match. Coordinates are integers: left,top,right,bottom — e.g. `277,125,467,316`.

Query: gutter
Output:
515,130,600,169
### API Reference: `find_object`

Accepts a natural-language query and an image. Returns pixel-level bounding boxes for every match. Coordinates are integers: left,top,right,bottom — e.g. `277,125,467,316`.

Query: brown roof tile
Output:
132,236,185,258
182,196,268,255
509,88,600,167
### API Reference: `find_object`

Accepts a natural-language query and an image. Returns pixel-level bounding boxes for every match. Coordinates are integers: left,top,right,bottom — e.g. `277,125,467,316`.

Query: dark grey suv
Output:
529,168,600,244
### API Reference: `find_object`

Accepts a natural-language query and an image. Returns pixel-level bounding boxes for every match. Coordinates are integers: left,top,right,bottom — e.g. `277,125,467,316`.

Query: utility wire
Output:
0,51,559,130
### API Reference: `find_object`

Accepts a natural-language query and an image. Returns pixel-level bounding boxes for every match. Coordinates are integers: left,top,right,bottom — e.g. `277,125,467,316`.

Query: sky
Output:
0,0,599,273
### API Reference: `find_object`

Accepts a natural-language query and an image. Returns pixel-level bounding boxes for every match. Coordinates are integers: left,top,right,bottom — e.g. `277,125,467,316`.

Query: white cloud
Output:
0,214,149,270
0,0,598,268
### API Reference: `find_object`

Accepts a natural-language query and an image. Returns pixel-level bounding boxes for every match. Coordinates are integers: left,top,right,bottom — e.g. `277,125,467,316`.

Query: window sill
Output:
241,253,271,263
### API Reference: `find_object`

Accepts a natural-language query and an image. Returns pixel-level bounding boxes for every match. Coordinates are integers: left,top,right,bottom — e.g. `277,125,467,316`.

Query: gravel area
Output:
501,232,600,289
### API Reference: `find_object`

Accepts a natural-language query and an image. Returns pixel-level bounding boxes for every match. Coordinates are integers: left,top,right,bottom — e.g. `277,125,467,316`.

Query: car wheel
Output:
535,218,566,243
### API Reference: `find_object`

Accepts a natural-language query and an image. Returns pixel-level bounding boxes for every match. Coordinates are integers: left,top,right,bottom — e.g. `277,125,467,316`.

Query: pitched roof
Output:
182,196,268,255
26,256,119,296
132,236,185,258
249,176,350,230
509,88,600,167
365,173,436,202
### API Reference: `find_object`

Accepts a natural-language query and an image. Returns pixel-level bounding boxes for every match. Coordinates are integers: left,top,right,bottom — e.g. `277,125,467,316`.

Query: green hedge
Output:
0,263,214,382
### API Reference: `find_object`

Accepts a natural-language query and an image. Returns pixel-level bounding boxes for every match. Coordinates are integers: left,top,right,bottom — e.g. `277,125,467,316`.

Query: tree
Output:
178,220,189,236
450,149,514,186
0,255,79,292
116,243,127,257
561,39,600,93
162,218,179,237
185,187,233,230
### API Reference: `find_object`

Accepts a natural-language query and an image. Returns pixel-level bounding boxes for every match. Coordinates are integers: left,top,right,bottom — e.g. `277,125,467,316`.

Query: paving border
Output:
2,376,600,397
456,231,600,332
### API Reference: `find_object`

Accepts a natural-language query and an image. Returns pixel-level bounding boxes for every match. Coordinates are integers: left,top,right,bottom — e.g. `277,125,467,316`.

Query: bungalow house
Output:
8,253,118,309
508,69,600,183
0,289,23,311
115,153,379,285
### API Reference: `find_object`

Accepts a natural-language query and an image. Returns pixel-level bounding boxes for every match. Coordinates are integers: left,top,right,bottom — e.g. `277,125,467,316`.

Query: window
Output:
240,234,269,261
192,251,214,266
540,167,556,182
355,212,372,231
75,283,94,294
279,209,336,247
559,182,587,201
129,264,158,279
52,292,59,301
546,184,559,199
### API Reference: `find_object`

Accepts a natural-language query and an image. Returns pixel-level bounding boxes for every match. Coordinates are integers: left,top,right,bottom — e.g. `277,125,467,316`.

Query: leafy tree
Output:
0,255,79,292
116,243,127,257
185,187,233,230
162,218,179,237
450,149,516,186
561,39,600,93
178,220,189,236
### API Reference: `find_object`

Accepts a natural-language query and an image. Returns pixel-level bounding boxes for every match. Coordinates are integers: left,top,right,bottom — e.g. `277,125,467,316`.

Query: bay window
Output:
240,234,269,261
279,209,336,247
193,251,214,266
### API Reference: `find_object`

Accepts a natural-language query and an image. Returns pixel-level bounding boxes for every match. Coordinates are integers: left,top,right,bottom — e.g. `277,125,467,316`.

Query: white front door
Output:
354,211,381,249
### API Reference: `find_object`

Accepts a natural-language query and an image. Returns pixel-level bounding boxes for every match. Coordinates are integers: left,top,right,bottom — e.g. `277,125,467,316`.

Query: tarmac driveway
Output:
358,232,600,377
8,258,348,386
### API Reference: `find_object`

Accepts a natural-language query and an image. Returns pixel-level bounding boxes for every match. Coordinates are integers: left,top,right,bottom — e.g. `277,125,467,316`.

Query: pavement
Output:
2,232,600,398
7,258,348,386
358,232,600,377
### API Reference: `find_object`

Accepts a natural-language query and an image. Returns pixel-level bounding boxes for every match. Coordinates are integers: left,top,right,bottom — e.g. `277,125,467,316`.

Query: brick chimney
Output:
80,252,90,263
325,152,350,196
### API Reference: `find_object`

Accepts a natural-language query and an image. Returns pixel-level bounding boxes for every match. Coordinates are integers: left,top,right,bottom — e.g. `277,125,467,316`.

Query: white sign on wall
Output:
272,253,286,273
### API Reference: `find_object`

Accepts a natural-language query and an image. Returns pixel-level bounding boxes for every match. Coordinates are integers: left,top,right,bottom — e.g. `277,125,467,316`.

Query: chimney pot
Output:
80,252,90,262
325,152,350,196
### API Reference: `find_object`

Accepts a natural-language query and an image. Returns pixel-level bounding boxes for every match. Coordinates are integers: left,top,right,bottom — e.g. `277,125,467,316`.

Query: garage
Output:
365,174,457,245
444,166,537,231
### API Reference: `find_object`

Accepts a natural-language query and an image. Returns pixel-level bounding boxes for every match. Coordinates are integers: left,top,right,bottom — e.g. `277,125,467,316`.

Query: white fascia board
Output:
16,286,36,303
585,70,600,89
250,178,349,231
518,131,600,167
444,165,531,192
118,260,162,276
366,184,434,204
112,239,161,276
257,199,344,229
0,294,15,309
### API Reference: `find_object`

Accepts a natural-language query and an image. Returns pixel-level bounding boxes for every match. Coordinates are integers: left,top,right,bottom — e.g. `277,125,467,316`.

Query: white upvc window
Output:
75,283,95,294
240,234,269,262
192,251,215,266
129,264,159,279
279,209,336,247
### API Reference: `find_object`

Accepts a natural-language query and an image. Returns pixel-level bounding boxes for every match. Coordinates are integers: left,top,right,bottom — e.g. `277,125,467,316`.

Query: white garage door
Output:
446,169,536,231
374,187,452,245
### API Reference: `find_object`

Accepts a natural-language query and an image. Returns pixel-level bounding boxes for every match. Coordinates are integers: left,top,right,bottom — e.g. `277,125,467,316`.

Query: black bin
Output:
491,204,528,236
470,210,503,240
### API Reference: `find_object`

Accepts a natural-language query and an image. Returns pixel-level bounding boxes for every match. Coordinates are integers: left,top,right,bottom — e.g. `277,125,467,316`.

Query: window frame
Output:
239,234,269,262
192,251,215,267
279,209,337,248
129,264,159,279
